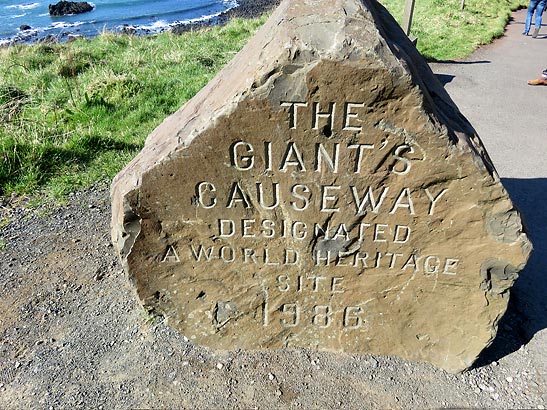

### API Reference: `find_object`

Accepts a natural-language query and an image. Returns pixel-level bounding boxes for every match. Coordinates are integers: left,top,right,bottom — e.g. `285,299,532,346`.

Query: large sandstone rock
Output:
111,0,531,372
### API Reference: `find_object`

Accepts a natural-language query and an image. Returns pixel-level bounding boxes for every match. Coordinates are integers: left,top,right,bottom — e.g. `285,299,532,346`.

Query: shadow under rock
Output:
435,74,455,86
474,178,547,368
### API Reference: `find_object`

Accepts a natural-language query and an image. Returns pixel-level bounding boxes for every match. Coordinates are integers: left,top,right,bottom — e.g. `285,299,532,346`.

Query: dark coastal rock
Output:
170,0,281,35
19,25,32,31
67,34,85,42
222,0,281,19
38,34,59,44
48,1,94,16
121,25,137,35
170,19,212,35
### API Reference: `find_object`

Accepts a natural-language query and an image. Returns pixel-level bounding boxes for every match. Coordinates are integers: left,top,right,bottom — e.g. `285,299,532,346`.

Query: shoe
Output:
527,77,547,85
532,27,540,38
522,30,529,35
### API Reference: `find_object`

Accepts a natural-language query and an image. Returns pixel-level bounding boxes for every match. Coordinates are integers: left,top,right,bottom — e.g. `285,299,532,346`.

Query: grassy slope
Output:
382,0,525,60
0,0,525,199
0,18,266,198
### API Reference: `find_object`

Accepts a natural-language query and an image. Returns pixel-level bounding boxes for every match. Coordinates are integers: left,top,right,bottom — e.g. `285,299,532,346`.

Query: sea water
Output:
0,0,238,45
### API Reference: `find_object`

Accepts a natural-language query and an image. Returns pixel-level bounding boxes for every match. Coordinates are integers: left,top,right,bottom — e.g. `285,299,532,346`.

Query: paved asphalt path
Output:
430,9,547,357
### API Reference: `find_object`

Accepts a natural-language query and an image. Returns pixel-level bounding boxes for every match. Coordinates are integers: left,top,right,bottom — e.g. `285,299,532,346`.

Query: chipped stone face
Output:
111,0,531,372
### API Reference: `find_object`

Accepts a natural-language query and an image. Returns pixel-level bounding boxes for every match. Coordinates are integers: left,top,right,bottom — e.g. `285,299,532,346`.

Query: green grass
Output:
0,0,526,199
0,17,266,199
381,0,526,60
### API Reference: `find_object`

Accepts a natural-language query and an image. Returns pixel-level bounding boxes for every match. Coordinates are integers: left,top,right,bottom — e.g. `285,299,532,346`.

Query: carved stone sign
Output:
111,0,531,372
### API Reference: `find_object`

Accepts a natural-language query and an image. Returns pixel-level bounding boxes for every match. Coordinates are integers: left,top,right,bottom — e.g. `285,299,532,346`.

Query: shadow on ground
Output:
475,178,547,368
428,59,491,65
435,74,456,86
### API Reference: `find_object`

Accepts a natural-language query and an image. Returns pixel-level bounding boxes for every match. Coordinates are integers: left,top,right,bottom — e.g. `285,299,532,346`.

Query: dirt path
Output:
0,10,545,410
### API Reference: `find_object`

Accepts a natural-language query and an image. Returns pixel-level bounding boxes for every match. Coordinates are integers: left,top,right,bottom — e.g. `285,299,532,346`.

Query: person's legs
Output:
525,0,539,34
534,0,547,30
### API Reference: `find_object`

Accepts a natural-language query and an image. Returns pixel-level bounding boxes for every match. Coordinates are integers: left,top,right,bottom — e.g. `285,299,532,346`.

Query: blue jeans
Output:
524,0,547,33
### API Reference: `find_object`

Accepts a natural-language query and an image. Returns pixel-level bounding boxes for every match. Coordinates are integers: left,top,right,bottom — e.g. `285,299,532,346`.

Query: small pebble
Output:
216,362,223,370
506,376,514,383
268,373,275,381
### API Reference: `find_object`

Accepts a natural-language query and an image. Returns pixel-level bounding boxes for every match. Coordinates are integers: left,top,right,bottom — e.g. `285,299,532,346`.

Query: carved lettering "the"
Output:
280,101,365,132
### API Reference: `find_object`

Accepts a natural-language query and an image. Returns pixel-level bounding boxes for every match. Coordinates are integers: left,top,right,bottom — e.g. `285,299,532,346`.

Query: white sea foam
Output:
115,0,240,34
50,21,86,29
136,20,169,31
10,13,27,19
6,2,40,10
168,2,239,29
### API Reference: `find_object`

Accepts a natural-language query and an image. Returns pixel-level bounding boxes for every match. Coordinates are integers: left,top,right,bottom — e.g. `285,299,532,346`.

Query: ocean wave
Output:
6,2,40,10
50,21,87,29
116,2,228,22
119,19,169,32
116,3,238,34
171,1,238,25
10,13,27,19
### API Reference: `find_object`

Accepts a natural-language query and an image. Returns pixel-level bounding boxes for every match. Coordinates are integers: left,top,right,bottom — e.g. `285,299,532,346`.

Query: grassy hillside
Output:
382,0,525,60
0,0,525,199
0,18,266,198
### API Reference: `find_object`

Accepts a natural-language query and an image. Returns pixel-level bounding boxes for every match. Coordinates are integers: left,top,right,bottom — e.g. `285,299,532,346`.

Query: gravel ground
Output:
0,184,545,409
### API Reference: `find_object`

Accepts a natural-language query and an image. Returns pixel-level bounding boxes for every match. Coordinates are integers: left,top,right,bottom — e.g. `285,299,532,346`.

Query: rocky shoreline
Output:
169,0,281,34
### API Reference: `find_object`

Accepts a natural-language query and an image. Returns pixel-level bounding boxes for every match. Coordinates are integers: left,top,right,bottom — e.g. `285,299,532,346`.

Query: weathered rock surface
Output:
111,0,531,373
48,1,93,16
